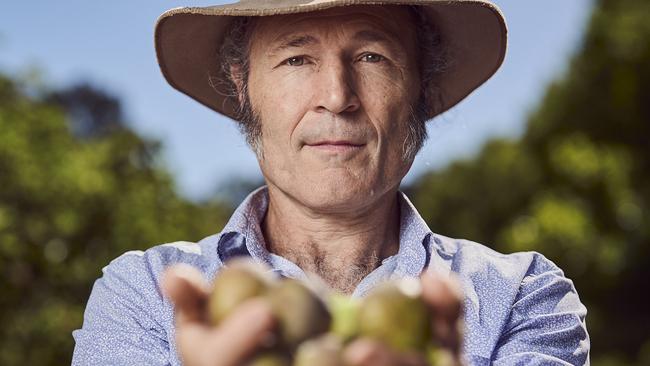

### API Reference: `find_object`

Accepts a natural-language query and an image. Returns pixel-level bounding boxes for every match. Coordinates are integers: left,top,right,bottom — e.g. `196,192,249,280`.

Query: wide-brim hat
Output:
155,0,507,121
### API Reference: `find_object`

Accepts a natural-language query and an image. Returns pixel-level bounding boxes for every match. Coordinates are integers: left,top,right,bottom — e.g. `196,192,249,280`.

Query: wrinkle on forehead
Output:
252,5,416,55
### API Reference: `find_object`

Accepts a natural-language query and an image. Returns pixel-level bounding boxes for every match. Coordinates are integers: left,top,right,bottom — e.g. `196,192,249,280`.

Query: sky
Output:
0,0,594,201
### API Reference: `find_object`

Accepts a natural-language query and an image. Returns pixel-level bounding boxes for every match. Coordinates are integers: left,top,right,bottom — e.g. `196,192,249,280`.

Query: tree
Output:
46,83,125,138
0,74,232,364
409,0,650,364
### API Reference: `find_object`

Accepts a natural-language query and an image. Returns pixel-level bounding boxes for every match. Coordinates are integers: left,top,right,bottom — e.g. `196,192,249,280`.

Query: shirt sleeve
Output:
491,254,590,365
72,251,172,365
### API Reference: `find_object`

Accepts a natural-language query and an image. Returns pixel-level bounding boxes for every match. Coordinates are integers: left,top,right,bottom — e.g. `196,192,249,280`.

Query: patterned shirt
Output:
72,186,590,365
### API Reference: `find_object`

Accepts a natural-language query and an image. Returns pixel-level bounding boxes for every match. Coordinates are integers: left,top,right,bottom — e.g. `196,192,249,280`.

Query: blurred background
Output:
0,0,648,364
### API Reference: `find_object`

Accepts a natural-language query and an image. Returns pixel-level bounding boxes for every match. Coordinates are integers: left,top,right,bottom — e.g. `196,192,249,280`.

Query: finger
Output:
344,339,428,366
181,299,275,366
420,272,464,355
161,264,211,324
420,272,463,319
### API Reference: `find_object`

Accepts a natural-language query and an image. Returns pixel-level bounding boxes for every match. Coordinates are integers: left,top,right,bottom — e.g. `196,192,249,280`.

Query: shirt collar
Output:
218,185,270,262
394,191,432,277
216,186,432,277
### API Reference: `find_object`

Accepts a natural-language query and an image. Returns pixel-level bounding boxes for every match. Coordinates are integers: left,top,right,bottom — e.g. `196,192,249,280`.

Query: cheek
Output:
357,66,418,114
359,86,414,149
252,75,309,148
369,65,417,115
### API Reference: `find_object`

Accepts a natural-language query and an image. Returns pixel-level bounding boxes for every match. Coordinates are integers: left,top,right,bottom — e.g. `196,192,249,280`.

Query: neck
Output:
261,186,401,294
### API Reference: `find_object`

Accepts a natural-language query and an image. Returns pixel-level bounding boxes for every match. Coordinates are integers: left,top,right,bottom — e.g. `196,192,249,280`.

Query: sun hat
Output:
155,0,507,121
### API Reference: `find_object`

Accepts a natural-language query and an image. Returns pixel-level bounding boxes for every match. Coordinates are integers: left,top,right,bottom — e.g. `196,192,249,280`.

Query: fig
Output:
246,350,291,366
267,278,331,349
328,294,360,342
293,334,344,366
358,278,432,352
426,345,453,366
208,260,272,325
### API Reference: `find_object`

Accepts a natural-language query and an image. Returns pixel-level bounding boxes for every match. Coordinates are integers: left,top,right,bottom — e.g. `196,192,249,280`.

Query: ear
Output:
229,64,246,107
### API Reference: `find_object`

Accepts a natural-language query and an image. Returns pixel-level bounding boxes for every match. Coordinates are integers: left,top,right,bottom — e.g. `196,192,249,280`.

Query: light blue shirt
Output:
72,187,589,365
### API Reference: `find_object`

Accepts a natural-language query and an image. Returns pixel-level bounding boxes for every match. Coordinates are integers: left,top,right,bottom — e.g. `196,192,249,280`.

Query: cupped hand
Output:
162,265,463,366
161,265,276,366
344,272,464,366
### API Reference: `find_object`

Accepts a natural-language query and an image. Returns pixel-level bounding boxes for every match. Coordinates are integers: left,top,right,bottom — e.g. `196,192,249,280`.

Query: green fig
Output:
208,260,272,325
358,278,432,352
267,279,331,349
328,294,360,343
246,350,292,366
293,334,344,366
426,345,454,366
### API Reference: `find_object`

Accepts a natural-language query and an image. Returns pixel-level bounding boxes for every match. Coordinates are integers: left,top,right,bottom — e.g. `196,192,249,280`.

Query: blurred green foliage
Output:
409,0,650,364
0,75,231,364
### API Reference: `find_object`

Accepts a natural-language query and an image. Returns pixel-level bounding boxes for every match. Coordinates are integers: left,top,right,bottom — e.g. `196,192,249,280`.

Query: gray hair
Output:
217,6,449,161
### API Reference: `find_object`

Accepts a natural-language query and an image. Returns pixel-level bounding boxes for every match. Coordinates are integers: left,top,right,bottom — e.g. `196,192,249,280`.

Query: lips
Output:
305,140,365,153
309,140,364,147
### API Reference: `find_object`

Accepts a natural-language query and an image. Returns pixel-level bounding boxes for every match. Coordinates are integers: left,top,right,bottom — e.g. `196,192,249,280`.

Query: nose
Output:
313,60,360,115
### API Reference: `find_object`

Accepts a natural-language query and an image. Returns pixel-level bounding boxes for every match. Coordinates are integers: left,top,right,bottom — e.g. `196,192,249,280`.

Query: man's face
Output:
247,5,421,211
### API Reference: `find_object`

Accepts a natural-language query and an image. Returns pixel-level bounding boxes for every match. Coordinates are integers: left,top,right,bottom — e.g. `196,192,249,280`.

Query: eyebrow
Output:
351,29,398,45
270,29,400,55
271,35,319,54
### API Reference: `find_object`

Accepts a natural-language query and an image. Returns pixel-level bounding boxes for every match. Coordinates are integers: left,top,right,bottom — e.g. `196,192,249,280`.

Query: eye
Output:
284,56,306,66
360,53,385,63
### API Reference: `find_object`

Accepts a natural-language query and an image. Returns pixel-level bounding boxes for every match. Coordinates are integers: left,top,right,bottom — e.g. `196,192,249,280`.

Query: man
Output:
73,1,590,365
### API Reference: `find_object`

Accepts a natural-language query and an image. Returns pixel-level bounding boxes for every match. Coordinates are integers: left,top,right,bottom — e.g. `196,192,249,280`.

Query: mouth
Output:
306,140,365,153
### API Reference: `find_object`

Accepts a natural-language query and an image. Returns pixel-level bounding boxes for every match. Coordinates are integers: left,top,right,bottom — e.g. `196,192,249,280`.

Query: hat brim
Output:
155,0,507,121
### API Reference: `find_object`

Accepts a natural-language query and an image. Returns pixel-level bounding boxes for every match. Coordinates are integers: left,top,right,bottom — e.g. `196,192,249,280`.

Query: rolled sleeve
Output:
492,254,590,365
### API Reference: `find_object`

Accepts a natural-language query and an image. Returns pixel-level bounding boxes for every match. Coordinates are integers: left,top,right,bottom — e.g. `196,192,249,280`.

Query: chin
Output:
264,165,399,212
295,175,383,212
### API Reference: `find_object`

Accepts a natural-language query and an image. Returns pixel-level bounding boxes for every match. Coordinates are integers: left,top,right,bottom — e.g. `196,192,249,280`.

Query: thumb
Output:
420,272,464,356
161,264,211,324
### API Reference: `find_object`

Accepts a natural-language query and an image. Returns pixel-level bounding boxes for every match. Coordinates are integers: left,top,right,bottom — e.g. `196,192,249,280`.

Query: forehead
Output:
250,5,416,48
